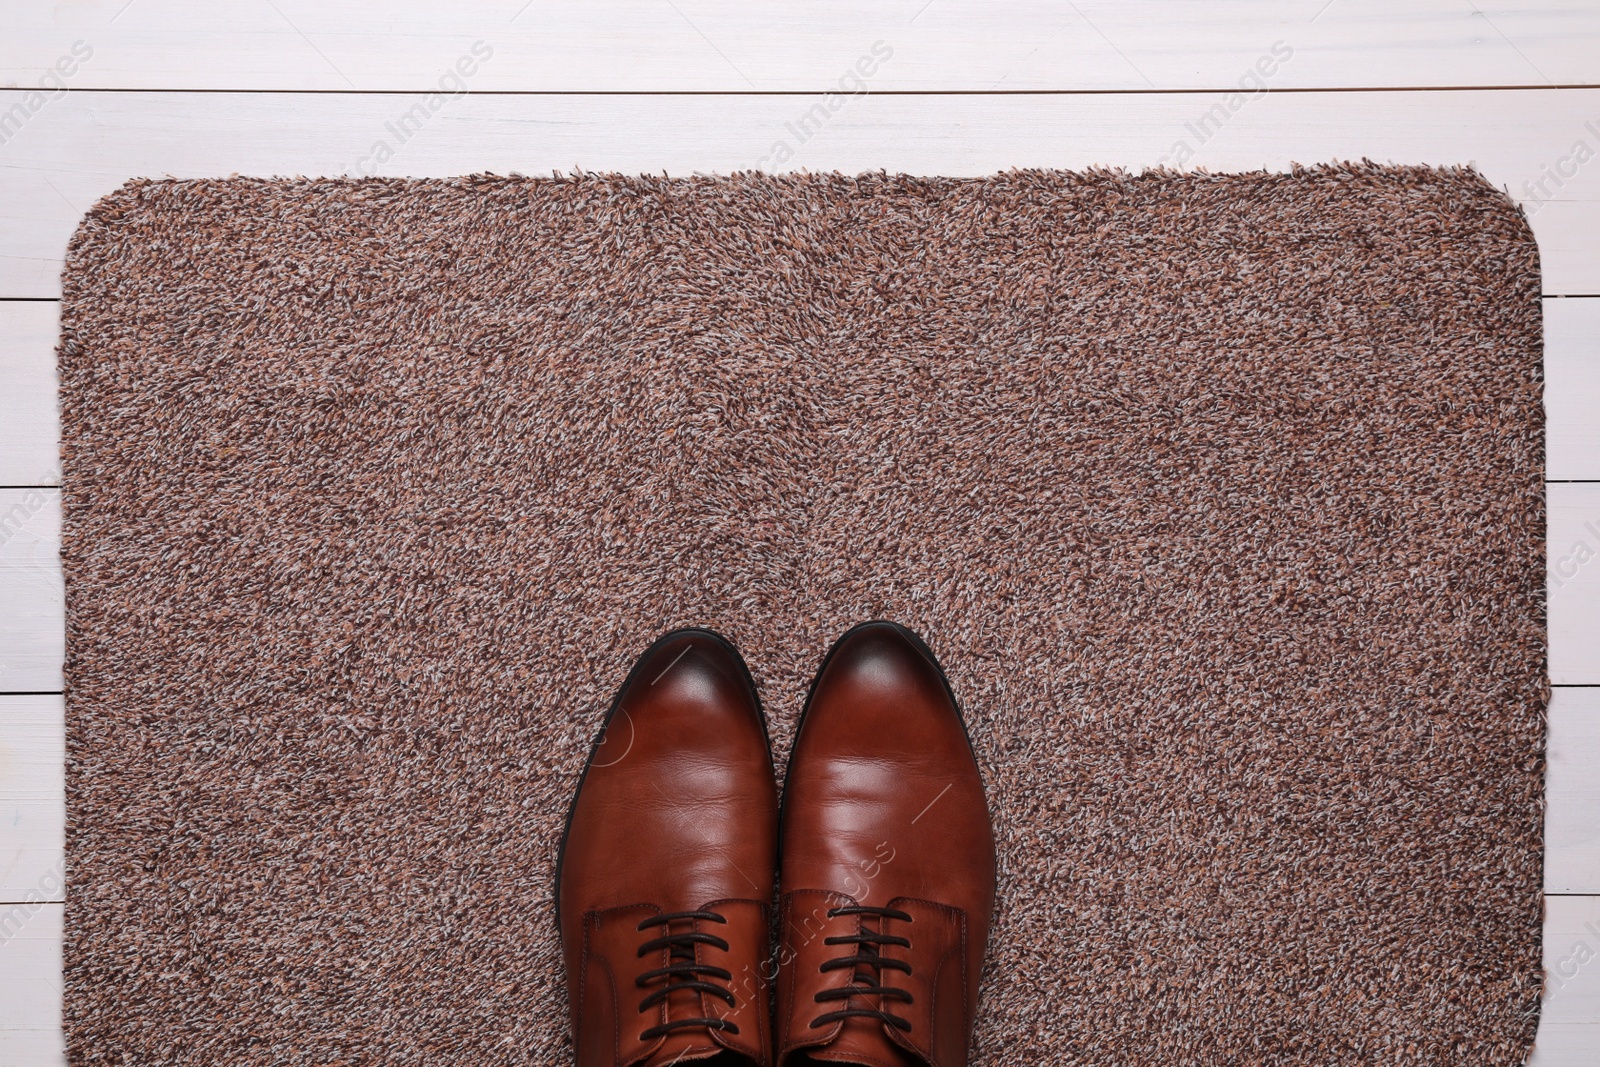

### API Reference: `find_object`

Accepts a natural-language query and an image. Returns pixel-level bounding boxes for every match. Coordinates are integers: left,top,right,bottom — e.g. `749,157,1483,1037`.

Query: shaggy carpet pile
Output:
61,166,1545,1065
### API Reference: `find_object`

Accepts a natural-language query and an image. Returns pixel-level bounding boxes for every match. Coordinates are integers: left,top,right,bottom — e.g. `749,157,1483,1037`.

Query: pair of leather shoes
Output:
557,621,997,1067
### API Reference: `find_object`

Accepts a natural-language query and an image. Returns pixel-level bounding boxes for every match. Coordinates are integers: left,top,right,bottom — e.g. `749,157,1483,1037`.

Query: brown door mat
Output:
60,166,1545,1066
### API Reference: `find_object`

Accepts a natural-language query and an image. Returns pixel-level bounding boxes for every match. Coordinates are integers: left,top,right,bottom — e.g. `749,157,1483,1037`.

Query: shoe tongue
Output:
806,1018,928,1067
638,1032,723,1067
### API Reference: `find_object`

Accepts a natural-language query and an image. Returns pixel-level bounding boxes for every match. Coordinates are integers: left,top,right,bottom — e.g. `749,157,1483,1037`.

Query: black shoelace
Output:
635,910,740,1041
809,905,915,1032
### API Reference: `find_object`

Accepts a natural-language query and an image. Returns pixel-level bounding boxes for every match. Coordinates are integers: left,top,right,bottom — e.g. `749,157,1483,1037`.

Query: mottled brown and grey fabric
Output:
61,166,1545,1066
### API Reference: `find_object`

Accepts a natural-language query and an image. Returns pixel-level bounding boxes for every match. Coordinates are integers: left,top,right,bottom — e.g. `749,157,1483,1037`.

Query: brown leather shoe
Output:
558,629,778,1067
776,622,996,1067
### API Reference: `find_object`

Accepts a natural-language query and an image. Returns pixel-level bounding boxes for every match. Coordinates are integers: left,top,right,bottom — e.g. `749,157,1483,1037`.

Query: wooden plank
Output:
4,88,1600,299
1,295,1592,486
0,696,64,905
0,1028,64,1067
0,490,62,694
1546,299,1600,481
0,484,1592,690
16,672,1594,911
1,0,1598,93
0,6,1594,1064
1548,687,1600,894
1533,895,1600,1065
8,692,1592,897
2,690,1584,904
0,901,62,1067
1552,483,1600,685
0,303,59,488
0,895,1596,1063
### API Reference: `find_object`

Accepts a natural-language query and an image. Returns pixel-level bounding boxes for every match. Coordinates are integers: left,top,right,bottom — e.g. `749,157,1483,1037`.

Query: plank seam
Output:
28,85,1600,96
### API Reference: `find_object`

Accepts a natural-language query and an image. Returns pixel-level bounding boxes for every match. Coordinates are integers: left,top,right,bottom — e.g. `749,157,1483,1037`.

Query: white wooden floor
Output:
3,3,1600,1063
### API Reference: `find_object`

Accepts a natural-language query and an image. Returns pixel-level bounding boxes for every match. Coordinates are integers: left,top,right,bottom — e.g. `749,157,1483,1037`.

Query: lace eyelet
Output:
633,910,740,1040
805,904,916,1033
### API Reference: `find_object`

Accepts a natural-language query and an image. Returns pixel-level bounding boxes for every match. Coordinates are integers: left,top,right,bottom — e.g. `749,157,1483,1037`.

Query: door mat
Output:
61,166,1545,1065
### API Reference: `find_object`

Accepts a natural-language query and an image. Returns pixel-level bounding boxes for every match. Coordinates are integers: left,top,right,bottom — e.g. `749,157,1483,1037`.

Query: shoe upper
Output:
776,623,997,1067
559,630,778,1067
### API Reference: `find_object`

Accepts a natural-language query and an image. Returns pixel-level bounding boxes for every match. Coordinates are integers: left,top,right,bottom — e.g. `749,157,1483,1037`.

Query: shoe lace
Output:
809,905,914,1032
635,910,740,1040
